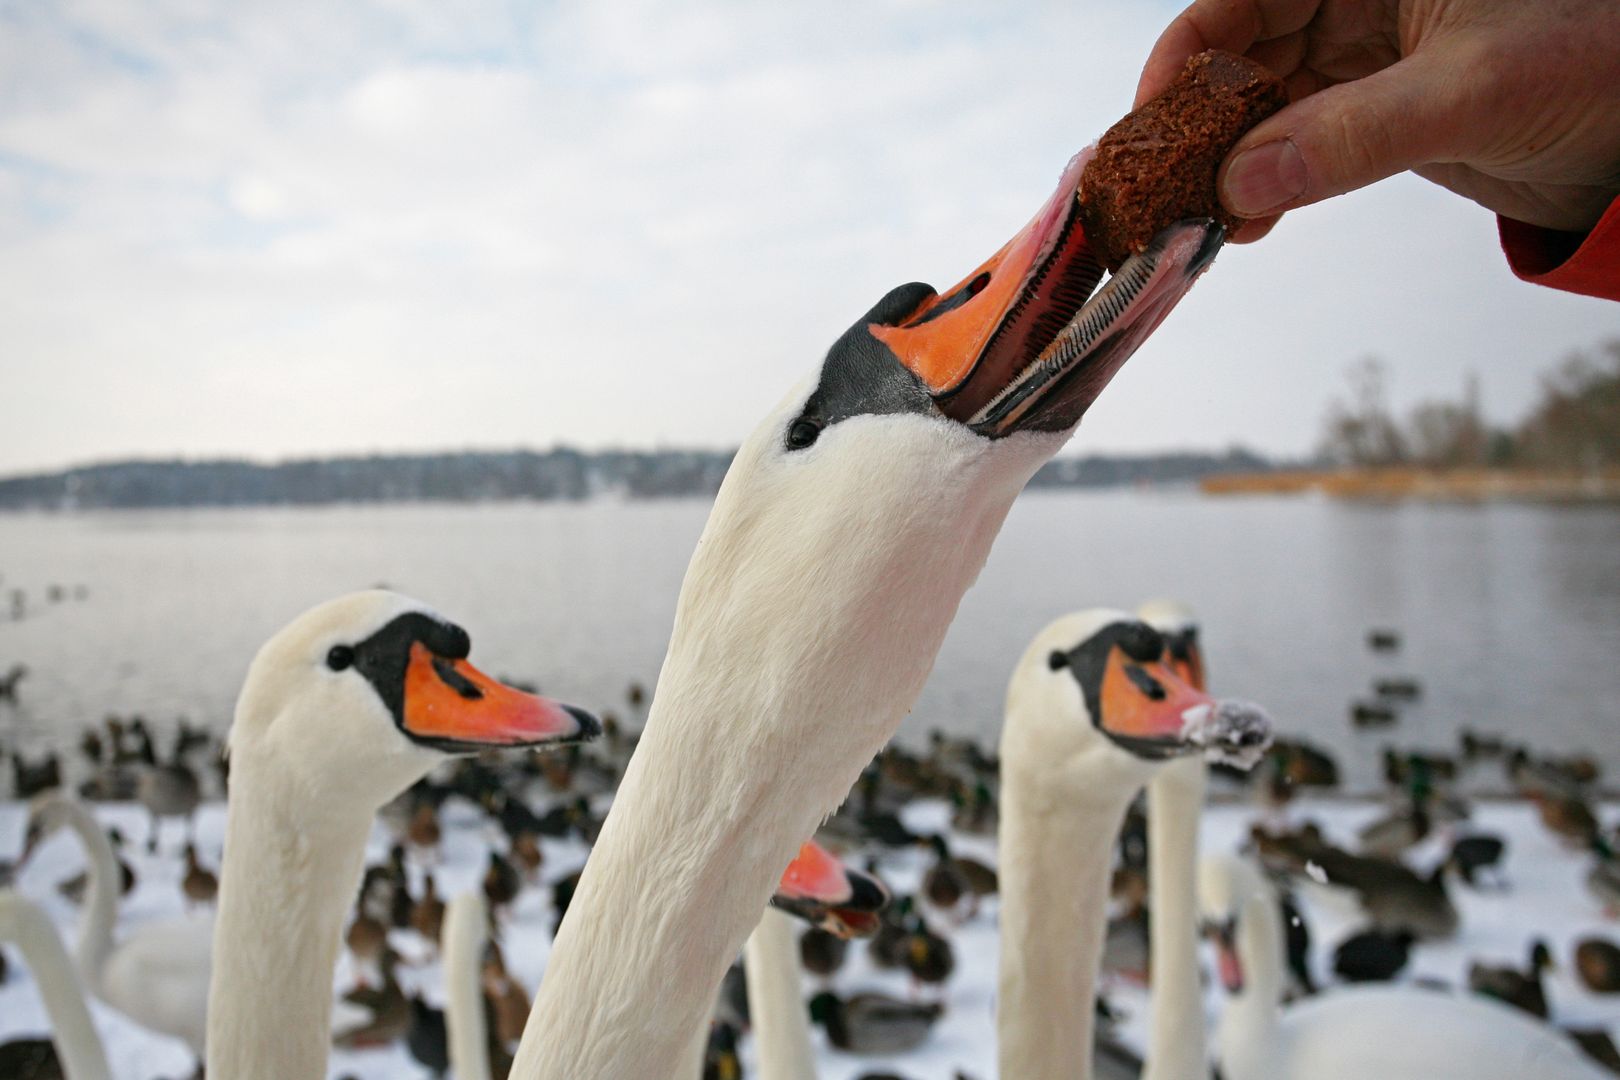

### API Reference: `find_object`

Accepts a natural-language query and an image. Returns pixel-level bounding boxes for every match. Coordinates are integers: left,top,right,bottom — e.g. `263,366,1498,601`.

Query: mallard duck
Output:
799,926,848,977
345,912,389,986
1358,803,1432,857
406,802,442,861
1332,929,1413,983
482,941,531,1048
1469,939,1552,1018
902,920,954,989
405,995,449,1078
181,843,218,907
334,949,409,1048
700,1021,741,1080
1447,832,1507,888
868,896,914,970
808,992,943,1054
1531,790,1600,846
920,834,997,917
411,873,446,946
482,850,521,915
511,831,543,881
1575,937,1620,992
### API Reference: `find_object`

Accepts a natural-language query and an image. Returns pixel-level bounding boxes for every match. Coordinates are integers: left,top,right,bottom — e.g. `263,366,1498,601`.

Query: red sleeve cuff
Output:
1499,194,1620,302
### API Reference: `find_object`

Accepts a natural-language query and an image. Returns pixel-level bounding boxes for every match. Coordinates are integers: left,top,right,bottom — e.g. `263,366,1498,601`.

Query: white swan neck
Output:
1224,889,1284,1067
0,890,113,1080
745,908,817,1080
206,770,373,1079
52,800,119,987
444,892,494,1080
998,774,1134,1080
1143,759,1209,1080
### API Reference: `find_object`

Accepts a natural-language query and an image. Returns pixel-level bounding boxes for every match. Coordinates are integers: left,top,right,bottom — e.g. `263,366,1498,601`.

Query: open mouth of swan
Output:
770,840,890,940
873,148,1223,438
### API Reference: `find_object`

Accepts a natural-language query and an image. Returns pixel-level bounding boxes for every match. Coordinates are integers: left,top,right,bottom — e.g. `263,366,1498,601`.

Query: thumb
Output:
1218,55,1467,218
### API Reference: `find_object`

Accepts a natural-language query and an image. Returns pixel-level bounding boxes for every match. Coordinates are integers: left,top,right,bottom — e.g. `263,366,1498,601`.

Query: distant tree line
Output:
0,446,1277,511
1318,338,1620,470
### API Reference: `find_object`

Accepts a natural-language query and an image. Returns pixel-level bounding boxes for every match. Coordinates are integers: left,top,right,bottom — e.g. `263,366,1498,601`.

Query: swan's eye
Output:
326,645,355,671
785,418,822,450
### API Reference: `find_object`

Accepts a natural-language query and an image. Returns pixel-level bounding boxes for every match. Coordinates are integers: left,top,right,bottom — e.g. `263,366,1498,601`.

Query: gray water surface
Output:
2,491,1618,792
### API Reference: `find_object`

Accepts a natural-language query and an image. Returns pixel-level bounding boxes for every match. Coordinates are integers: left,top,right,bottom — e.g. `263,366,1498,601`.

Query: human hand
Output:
1135,0,1620,242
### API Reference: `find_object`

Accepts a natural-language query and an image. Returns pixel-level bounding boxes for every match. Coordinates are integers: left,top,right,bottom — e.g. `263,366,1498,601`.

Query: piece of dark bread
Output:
1079,50,1288,270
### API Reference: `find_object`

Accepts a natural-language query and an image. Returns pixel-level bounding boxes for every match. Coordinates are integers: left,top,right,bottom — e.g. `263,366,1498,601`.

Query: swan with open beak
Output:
516,151,1230,1080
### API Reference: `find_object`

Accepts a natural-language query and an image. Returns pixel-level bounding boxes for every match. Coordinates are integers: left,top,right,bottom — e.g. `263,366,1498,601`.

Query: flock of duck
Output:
0,167,1617,1080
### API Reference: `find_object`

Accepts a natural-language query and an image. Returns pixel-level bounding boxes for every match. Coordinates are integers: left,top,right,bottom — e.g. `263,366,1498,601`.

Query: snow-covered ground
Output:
2,794,1617,1079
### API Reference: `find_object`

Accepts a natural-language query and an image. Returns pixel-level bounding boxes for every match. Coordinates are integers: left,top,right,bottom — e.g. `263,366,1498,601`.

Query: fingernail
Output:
1223,139,1307,216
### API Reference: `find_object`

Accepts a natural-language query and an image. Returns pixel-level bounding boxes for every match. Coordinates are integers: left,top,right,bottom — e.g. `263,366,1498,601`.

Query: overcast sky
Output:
1,1,1615,476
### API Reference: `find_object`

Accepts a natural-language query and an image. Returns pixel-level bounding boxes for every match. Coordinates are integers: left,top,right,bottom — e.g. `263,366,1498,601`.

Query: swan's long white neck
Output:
1143,758,1209,1080
1222,890,1284,1066
444,892,494,1080
45,799,119,988
206,761,375,1079
745,909,818,1080
997,757,1136,1080
0,890,112,1080
513,412,1058,1079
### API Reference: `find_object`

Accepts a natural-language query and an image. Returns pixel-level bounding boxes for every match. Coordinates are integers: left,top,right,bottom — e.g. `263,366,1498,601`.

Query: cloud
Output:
0,1,1614,473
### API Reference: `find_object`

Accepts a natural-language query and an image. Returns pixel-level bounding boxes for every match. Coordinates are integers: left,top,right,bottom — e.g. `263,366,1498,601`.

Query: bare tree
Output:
1319,357,1407,466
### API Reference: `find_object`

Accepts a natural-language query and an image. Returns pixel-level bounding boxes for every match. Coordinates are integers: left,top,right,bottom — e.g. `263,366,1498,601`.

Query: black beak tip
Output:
846,869,892,913
566,705,604,742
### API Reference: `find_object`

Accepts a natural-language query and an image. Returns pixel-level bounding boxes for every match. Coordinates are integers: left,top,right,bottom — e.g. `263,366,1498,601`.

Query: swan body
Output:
0,889,111,1080
22,794,212,1058
1199,856,1607,1080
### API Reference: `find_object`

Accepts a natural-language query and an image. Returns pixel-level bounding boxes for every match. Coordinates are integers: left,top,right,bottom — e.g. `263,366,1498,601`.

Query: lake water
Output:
2,490,1619,793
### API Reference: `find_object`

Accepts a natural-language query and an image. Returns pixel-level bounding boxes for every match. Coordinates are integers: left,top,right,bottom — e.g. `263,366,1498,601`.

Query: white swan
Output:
1136,598,1212,1080
1198,855,1608,1080
997,609,1269,1079
205,590,597,1078
21,793,212,1060
0,888,111,1080
511,150,1226,1078
744,841,889,1080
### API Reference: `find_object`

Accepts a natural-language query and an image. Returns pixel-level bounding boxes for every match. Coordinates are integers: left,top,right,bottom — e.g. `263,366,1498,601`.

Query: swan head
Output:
1003,608,1248,796
229,590,600,808
769,839,890,939
1197,855,1273,993
851,149,1222,440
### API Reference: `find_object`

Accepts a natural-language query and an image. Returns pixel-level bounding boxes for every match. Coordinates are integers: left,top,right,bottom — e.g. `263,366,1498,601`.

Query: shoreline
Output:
1201,466,1620,503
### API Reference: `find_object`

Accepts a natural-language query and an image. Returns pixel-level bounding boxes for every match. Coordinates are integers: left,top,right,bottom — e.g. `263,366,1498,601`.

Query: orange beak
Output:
864,149,1223,437
401,643,600,751
1096,650,1214,759
771,840,891,939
